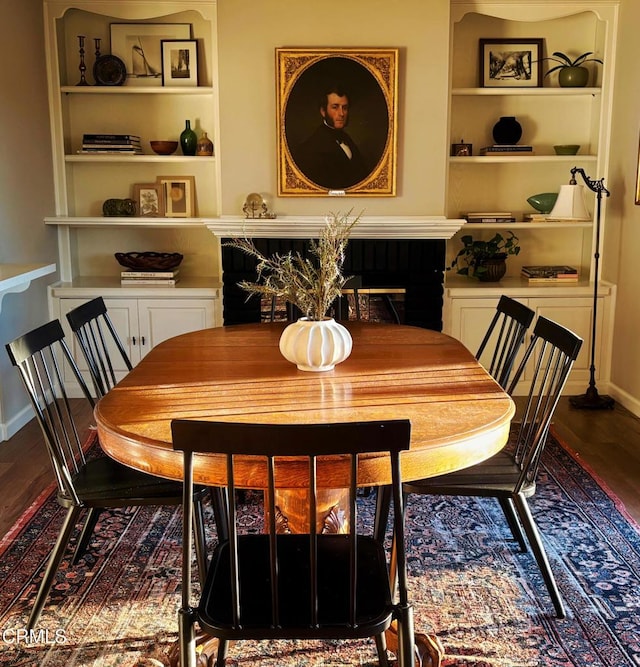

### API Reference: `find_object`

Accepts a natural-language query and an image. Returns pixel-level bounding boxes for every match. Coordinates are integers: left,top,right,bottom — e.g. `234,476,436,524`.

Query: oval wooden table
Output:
94,321,515,667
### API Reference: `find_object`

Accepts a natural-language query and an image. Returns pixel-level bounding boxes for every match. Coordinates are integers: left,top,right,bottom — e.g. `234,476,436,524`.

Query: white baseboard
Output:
607,382,640,418
0,404,35,442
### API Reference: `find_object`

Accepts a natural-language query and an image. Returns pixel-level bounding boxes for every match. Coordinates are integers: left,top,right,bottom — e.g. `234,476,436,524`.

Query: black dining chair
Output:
5,319,209,629
65,296,133,398
476,295,535,389
376,316,582,618
171,418,416,667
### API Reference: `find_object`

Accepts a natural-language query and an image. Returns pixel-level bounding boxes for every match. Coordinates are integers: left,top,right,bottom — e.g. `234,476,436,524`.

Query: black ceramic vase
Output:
492,116,522,145
180,120,197,156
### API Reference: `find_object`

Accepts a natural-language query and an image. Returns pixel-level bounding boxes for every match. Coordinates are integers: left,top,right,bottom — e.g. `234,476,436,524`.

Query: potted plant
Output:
224,210,360,371
449,231,521,282
542,51,603,87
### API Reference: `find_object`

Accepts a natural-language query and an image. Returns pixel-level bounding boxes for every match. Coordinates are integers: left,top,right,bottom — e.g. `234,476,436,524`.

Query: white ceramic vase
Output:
279,318,352,372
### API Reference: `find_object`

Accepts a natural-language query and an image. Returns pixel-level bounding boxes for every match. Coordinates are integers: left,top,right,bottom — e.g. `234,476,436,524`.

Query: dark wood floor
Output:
1,395,639,538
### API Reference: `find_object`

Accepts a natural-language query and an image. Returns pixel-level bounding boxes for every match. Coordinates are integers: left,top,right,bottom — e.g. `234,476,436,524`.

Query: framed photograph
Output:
276,48,398,196
479,38,543,88
157,176,196,218
161,39,198,87
110,23,191,85
133,183,164,217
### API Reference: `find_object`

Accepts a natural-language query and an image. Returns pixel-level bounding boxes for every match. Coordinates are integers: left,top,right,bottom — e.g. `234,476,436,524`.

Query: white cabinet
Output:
444,283,615,395
52,290,219,394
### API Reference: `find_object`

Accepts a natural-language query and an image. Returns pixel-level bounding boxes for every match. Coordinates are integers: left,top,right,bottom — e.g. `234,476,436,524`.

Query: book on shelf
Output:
521,265,579,280
523,275,579,283
523,214,551,222
462,211,516,223
82,134,141,143
121,278,180,286
79,147,143,154
82,142,141,149
480,145,535,156
120,269,180,279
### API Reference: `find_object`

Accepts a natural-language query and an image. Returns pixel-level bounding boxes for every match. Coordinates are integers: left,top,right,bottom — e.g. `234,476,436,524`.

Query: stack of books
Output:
120,269,180,286
462,211,516,223
80,134,142,155
521,265,578,283
479,145,535,156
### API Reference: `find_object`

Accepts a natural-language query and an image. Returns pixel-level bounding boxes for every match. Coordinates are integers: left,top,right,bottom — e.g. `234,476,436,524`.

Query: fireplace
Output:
206,214,465,332
221,238,446,330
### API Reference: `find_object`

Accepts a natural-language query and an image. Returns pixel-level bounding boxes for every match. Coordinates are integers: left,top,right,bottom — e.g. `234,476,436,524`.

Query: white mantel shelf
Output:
0,263,56,307
44,216,466,239
205,215,466,240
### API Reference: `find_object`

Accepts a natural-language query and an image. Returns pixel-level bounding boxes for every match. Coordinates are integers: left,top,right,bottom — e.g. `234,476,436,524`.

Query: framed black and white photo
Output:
479,38,543,88
161,39,198,87
276,47,398,196
110,23,191,85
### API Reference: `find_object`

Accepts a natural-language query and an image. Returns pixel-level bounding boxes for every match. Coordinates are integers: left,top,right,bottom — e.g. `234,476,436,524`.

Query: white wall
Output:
605,0,640,414
0,0,58,439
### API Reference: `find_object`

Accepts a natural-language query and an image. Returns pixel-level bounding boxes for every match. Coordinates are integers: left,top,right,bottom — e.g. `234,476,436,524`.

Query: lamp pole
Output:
568,167,614,410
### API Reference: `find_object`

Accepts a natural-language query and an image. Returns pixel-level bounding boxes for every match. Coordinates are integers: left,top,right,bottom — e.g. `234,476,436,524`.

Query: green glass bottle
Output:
180,120,197,156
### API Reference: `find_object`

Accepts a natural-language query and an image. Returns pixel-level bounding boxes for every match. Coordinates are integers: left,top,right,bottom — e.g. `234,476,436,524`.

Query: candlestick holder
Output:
76,35,89,86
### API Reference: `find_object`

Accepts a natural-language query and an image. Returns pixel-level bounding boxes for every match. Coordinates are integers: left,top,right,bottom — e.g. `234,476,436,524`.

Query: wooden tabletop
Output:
95,322,515,489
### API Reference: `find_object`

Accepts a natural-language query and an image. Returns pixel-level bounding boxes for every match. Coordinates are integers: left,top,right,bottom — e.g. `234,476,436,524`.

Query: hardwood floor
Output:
1,396,639,539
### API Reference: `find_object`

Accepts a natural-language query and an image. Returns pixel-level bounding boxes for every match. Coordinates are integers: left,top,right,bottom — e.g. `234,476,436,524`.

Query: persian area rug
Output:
1,431,639,667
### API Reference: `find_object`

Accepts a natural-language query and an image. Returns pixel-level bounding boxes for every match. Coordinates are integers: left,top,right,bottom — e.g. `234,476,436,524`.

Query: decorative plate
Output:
93,54,127,86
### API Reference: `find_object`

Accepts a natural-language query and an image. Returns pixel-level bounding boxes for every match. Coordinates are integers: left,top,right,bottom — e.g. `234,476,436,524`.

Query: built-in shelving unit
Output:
444,0,619,395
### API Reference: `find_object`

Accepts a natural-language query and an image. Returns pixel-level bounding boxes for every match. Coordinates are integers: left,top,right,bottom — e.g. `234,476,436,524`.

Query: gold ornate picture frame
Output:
276,48,398,197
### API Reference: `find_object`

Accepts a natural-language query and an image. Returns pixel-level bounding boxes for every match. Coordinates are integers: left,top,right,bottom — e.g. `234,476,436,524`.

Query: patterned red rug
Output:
1,430,639,666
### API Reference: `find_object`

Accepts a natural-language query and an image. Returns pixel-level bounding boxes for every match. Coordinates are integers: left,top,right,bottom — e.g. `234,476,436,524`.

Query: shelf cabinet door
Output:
137,298,216,359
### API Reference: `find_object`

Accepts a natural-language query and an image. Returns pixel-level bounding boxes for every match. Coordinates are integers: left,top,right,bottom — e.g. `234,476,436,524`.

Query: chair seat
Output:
68,455,186,505
198,533,393,640
404,450,535,499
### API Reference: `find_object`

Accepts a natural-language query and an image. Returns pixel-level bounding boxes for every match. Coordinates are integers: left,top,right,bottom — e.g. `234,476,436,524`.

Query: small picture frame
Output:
157,176,196,217
133,183,164,217
161,39,198,87
479,38,543,88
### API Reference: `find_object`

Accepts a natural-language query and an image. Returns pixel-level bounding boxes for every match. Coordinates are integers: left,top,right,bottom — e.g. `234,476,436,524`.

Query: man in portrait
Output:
292,85,370,190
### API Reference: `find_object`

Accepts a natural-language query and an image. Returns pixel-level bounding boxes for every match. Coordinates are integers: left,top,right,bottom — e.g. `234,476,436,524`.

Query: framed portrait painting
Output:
276,48,399,196
479,38,543,88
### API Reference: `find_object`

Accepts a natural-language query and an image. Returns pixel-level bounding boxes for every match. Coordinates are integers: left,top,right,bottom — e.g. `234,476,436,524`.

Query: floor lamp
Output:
548,166,614,409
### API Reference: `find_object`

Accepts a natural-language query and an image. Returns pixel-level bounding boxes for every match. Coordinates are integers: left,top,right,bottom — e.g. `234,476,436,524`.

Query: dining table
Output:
94,321,515,666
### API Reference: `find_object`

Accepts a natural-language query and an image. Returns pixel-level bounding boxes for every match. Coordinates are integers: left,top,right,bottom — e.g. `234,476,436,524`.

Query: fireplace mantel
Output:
205,215,465,239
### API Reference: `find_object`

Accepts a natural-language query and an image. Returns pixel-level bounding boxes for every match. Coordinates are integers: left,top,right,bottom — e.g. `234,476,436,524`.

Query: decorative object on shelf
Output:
526,192,558,214
115,251,183,272
92,37,126,86
133,183,165,217
554,144,580,155
102,198,136,217
180,120,197,156
110,23,191,85
223,211,360,370
550,167,613,410
276,48,398,196
196,132,214,156
242,192,276,219
76,35,89,86
448,231,521,282
451,140,472,157
150,140,179,155
161,39,198,87
156,175,196,217
479,38,543,88
542,51,603,88
492,116,522,145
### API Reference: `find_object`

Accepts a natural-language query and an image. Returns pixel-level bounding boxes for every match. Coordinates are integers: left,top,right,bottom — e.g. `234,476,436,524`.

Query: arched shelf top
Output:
45,1,216,23
450,2,618,25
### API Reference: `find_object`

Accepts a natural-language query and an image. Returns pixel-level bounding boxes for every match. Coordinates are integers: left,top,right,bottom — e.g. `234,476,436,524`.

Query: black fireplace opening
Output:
221,238,445,331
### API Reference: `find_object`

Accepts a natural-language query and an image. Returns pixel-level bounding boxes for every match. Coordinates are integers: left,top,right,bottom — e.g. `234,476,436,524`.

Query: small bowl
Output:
115,251,183,271
150,140,178,156
527,192,558,214
554,144,580,155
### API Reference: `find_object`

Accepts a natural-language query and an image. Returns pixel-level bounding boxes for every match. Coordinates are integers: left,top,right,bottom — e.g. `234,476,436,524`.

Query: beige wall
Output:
216,0,451,217
606,0,640,412
0,0,57,437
